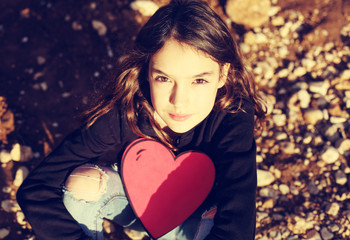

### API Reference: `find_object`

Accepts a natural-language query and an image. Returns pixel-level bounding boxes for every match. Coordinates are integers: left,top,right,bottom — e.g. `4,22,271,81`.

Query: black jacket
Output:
17,99,257,240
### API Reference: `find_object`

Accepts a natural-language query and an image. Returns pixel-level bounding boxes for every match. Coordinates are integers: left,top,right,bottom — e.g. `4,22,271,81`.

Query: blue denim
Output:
63,164,214,240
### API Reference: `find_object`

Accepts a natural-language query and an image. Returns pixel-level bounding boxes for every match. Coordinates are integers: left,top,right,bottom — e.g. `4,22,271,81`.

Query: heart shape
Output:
121,138,215,239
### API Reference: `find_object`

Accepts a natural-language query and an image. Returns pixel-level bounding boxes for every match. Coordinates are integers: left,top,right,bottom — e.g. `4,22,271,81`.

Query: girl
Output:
17,0,265,239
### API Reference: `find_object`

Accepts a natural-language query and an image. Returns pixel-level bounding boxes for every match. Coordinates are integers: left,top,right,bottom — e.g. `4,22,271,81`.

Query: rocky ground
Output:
1,0,350,239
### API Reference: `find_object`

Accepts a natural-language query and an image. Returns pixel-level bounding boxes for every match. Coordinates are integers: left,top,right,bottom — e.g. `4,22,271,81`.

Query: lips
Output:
169,113,191,121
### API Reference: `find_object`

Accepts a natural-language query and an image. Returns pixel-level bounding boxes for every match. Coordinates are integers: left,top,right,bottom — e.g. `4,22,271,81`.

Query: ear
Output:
218,63,230,88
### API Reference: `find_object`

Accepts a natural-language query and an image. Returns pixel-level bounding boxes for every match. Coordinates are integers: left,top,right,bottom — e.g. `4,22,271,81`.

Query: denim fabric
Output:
63,165,214,240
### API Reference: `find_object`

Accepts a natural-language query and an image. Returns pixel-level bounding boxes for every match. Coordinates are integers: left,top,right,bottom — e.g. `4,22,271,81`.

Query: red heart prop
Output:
121,138,215,239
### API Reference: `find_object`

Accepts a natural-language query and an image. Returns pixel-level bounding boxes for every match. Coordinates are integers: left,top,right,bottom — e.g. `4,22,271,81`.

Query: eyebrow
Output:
150,68,214,78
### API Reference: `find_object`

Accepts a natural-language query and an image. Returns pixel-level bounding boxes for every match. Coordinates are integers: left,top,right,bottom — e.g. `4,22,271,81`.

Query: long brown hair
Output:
84,0,265,149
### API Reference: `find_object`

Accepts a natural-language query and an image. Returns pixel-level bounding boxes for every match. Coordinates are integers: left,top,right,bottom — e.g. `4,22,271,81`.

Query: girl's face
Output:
148,39,229,134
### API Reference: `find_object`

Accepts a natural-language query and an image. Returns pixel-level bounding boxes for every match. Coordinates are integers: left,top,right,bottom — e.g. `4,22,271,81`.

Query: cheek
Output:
149,86,167,107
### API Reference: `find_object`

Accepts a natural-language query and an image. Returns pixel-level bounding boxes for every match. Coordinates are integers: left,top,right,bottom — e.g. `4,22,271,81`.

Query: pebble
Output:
335,170,347,185
279,142,297,155
279,184,290,195
91,20,107,36
307,181,320,195
259,187,279,198
291,216,315,234
320,146,339,164
10,143,33,162
271,16,285,26
306,230,322,240
37,56,46,65
304,109,323,125
324,124,342,142
293,66,307,77
297,89,311,108
336,139,350,155
1,199,20,213
330,116,347,124
326,202,340,217
72,21,83,30
0,228,10,239
16,211,26,225
302,58,316,71
225,0,271,28
309,81,330,96
130,0,159,17
272,114,287,127
320,227,334,240
0,150,11,163
13,166,29,187
257,169,276,187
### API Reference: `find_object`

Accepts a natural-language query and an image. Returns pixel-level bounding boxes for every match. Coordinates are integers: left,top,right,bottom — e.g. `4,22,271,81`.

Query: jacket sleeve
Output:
205,103,257,240
16,108,122,240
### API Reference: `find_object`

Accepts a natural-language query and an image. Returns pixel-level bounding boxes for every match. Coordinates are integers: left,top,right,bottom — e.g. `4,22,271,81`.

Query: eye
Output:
155,76,169,82
193,79,208,84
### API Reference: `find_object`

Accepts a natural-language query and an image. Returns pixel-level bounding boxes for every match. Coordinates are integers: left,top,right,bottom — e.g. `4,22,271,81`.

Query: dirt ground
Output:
0,0,349,239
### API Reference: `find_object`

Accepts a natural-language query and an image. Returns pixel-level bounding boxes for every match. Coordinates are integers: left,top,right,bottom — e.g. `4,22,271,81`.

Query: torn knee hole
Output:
65,166,108,201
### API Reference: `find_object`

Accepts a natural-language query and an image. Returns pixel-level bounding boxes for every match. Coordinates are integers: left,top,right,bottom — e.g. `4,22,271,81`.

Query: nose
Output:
169,84,188,108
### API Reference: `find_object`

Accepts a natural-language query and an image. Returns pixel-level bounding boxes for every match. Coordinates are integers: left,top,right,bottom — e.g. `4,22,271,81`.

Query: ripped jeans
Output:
62,164,215,240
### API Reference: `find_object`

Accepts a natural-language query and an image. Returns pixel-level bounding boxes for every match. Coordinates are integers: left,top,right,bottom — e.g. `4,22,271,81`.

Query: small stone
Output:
341,69,350,80
1,199,20,213
277,68,290,78
72,21,83,30
335,170,347,185
16,211,26,225
336,139,350,155
292,216,315,234
309,81,330,96
272,114,287,127
302,58,316,71
225,0,271,28
0,228,10,239
272,213,284,221
280,24,290,38
269,230,281,239
324,124,342,142
279,184,290,195
271,15,285,26
259,187,279,198
320,146,339,164
279,142,297,155
307,181,320,195
320,227,334,240
330,116,347,124
262,198,275,209
294,67,307,77
304,109,323,125
256,211,269,221
257,169,276,187
0,150,11,163
2,186,11,193
10,143,33,162
130,0,159,17
297,89,311,108
326,202,340,216
328,223,340,232
255,32,268,44
13,166,29,187
306,230,322,240
37,56,46,65
278,46,289,58
92,20,107,36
